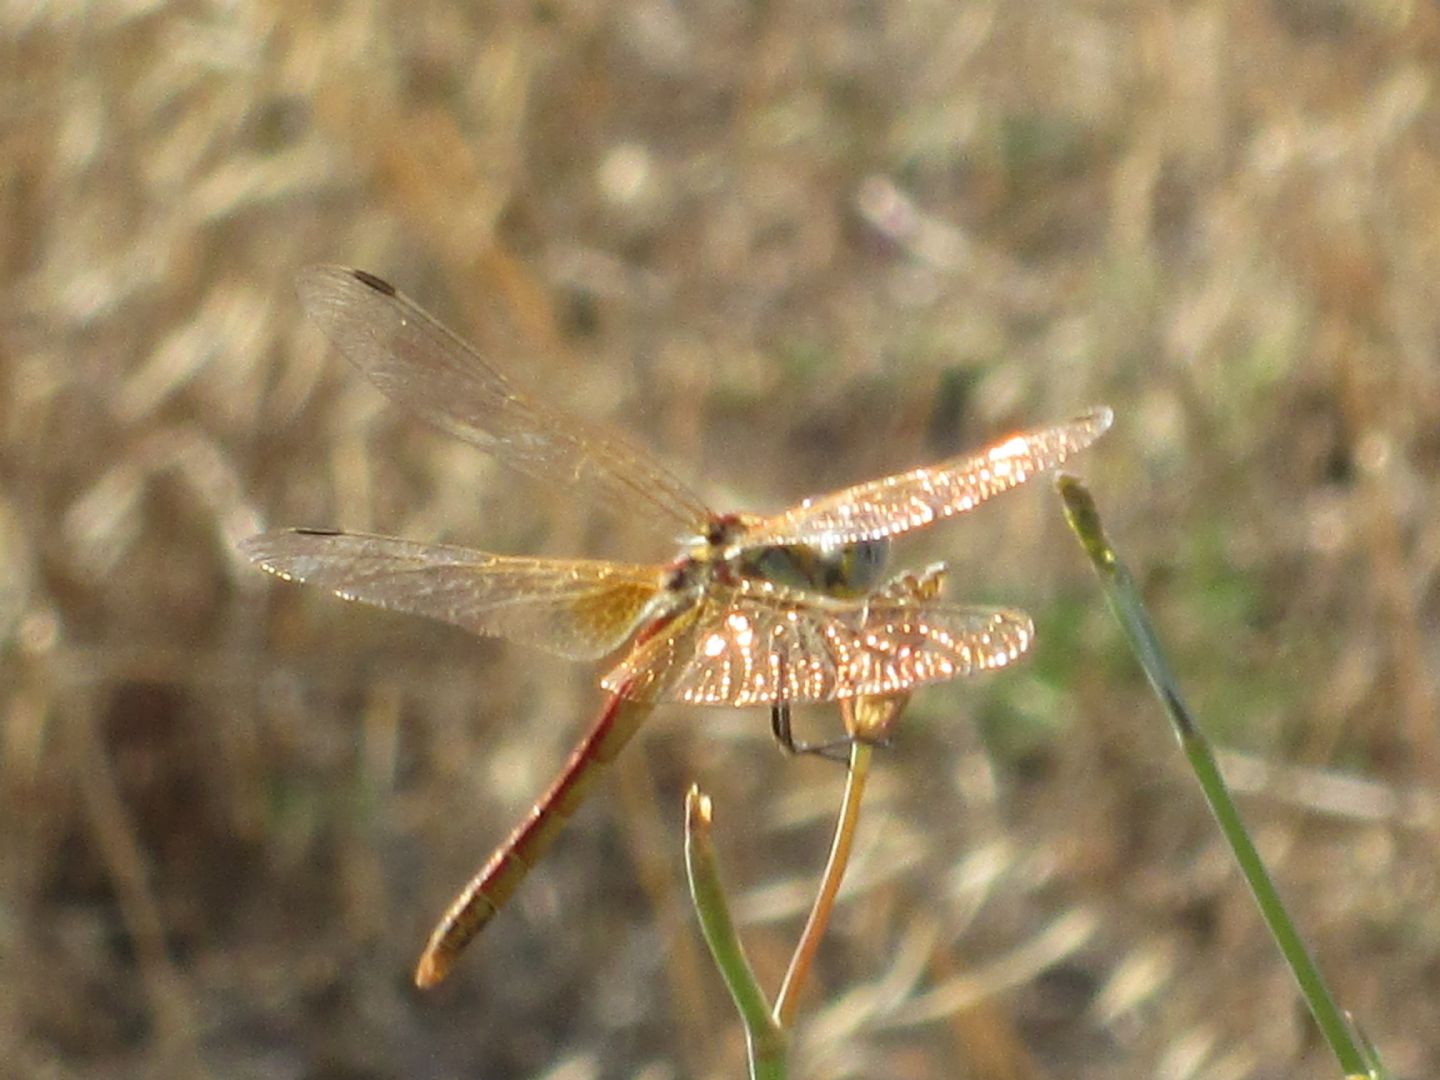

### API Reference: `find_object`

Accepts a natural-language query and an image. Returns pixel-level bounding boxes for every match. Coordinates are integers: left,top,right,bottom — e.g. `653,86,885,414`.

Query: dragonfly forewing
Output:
739,406,1113,549
297,267,712,534
241,529,663,661
601,581,1033,706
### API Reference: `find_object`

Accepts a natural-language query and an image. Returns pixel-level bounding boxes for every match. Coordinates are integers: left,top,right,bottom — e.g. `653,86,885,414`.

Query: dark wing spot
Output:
351,269,397,296
292,527,343,536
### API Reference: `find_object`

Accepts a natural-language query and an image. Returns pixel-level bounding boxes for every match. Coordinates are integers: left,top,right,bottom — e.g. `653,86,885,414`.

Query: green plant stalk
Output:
1055,473,1372,1078
684,785,788,1079
1351,1013,1394,1080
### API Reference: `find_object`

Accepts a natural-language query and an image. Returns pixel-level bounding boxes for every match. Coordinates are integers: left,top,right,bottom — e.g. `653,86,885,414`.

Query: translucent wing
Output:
602,582,1033,706
297,266,712,533
739,407,1113,549
241,529,661,660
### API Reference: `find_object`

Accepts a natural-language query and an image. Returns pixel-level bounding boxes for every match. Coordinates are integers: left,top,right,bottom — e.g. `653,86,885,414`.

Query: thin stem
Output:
684,785,787,1079
1056,473,1374,1078
773,732,876,1027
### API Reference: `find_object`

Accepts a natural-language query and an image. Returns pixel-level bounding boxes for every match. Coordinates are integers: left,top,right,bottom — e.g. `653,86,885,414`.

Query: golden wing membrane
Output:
240,529,661,661
297,267,711,533
740,406,1113,549
602,581,1033,706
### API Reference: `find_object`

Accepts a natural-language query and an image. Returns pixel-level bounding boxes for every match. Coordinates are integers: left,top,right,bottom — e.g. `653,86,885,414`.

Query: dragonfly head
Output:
805,535,890,598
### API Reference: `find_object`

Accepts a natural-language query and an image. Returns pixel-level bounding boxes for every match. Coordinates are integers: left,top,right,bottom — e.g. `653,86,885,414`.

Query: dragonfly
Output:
241,265,1113,987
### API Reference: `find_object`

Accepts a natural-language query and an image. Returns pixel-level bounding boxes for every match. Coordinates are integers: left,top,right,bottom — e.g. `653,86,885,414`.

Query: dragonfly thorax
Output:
683,512,890,600
730,537,890,598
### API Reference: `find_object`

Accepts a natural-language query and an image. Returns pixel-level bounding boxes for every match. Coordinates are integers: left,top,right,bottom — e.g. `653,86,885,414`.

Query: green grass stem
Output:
1055,473,1377,1078
684,785,788,1079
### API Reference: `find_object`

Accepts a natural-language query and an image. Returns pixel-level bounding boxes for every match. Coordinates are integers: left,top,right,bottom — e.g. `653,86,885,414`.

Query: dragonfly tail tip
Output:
414,953,449,990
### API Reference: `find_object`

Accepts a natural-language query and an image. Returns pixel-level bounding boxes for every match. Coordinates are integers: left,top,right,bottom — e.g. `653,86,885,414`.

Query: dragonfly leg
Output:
770,699,796,750
769,700,857,763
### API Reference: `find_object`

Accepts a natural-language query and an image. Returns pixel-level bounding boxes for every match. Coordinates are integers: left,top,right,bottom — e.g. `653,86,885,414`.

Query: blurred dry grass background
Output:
5,1,1440,1077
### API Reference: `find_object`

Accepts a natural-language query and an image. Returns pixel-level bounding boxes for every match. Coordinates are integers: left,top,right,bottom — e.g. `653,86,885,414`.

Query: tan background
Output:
5,2,1440,1077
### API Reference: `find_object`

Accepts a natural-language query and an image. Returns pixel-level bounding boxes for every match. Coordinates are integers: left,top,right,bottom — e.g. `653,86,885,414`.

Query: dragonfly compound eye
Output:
843,538,889,593
813,537,890,597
